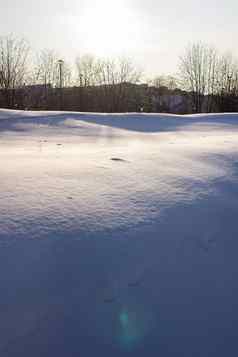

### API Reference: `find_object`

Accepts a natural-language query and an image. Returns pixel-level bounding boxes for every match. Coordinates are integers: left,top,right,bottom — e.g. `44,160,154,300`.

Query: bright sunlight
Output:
78,0,139,56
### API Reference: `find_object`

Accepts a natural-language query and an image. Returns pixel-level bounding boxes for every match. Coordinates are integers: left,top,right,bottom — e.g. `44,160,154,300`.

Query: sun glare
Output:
79,0,138,56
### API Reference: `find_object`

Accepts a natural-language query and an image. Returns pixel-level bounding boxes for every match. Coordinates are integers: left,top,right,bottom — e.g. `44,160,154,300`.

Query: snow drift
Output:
0,109,238,357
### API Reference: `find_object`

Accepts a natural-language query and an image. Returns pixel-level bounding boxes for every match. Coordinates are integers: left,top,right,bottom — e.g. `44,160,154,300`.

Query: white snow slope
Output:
1,109,238,357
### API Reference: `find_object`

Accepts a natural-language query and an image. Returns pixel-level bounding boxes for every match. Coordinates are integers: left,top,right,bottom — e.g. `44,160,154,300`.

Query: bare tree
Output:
32,50,71,87
150,75,178,90
94,57,141,111
179,43,219,112
217,54,238,94
214,53,238,111
0,35,30,107
34,49,60,87
113,57,142,111
26,50,72,109
74,55,141,111
75,54,99,87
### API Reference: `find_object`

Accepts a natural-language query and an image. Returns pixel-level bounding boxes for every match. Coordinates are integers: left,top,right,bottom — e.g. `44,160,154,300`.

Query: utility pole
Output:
227,74,232,94
0,70,3,86
58,59,64,110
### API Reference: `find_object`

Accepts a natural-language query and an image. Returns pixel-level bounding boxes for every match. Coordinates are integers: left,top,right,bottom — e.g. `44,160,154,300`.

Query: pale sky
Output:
1,0,238,76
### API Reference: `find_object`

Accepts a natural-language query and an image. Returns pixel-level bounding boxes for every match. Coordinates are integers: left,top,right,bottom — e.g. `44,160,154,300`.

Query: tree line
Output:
0,35,238,113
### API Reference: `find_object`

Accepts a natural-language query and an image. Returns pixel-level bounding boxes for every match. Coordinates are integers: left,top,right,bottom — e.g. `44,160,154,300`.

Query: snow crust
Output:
0,109,238,356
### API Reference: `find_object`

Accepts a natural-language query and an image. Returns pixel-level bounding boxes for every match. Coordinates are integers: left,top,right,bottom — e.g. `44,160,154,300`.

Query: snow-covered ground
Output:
1,109,238,356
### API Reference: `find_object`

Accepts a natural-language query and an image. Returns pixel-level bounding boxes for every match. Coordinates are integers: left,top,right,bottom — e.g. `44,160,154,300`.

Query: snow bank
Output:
1,109,238,133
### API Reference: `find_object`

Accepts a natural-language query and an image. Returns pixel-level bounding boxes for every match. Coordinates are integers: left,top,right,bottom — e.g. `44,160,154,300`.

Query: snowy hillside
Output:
0,109,238,356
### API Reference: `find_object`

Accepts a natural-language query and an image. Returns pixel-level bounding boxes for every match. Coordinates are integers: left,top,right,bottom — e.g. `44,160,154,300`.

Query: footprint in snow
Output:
104,297,117,304
128,279,142,288
97,166,110,169
198,235,217,253
110,157,128,162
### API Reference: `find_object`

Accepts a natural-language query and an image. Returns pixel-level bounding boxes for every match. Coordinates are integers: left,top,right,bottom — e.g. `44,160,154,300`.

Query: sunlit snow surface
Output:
1,110,238,356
